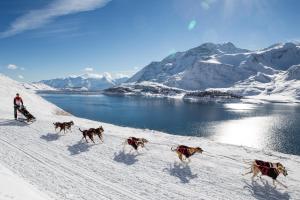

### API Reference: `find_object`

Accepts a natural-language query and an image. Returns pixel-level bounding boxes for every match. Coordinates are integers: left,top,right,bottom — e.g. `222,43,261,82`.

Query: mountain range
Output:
38,42,300,102
38,73,129,91
124,42,300,102
127,42,300,89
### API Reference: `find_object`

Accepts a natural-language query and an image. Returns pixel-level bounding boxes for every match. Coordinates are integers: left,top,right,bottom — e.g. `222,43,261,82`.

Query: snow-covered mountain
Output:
39,73,129,91
104,81,186,97
1,73,300,199
217,64,300,103
127,42,300,101
127,42,250,89
20,82,57,91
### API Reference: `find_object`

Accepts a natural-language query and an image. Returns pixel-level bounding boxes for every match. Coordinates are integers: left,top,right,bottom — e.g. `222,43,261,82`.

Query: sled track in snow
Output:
0,136,148,200
0,118,298,199
23,124,206,199
0,121,209,199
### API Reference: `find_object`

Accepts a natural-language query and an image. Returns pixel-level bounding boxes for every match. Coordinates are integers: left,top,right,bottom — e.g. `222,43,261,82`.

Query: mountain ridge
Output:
125,42,300,101
39,73,129,91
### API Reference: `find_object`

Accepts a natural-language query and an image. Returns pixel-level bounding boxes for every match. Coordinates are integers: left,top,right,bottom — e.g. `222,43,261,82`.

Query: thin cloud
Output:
0,0,111,38
7,64,18,70
84,67,94,72
18,75,24,79
201,0,215,10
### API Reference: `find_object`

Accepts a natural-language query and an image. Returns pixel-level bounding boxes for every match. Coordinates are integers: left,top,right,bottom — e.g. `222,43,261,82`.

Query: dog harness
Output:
127,138,139,150
255,160,276,168
257,166,279,180
177,145,194,158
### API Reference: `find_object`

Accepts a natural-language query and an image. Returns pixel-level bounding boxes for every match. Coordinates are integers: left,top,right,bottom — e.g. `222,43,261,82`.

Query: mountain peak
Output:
81,73,104,79
221,42,236,48
190,42,249,55
66,73,115,80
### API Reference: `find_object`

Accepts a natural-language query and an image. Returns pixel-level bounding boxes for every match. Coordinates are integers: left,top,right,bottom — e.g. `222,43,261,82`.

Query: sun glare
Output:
224,103,257,112
211,116,272,149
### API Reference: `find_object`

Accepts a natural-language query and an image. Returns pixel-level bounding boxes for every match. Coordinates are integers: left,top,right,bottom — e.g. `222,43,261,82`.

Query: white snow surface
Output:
217,66,300,103
0,163,52,200
21,82,57,91
1,73,300,200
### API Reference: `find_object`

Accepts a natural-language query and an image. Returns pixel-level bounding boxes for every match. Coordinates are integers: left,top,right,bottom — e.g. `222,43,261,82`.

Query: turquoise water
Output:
41,94,300,155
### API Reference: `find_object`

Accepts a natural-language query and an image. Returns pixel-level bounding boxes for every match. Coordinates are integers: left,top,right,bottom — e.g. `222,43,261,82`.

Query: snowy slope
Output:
0,74,67,118
21,82,57,91
217,65,300,103
104,81,186,98
127,42,248,86
39,73,129,91
1,73,300,200
0,164,52,200
127,42,300,98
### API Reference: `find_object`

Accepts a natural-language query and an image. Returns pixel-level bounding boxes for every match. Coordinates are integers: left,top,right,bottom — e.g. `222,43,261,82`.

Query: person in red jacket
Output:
14,93,23,120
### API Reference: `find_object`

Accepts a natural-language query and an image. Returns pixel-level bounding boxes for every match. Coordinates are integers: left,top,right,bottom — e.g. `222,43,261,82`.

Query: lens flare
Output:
188,20,197,31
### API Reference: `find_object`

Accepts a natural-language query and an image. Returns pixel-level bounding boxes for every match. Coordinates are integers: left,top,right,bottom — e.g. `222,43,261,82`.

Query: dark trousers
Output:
14,105,20,119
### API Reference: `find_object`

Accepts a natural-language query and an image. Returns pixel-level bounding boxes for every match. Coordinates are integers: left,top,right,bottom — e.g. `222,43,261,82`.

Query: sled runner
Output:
17,106,36,122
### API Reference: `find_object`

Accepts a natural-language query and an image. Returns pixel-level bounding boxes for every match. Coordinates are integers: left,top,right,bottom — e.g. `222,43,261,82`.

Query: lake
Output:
41,94,300,155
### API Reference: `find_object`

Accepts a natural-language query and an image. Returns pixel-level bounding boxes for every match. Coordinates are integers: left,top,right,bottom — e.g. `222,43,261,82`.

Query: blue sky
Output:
0,0,299,82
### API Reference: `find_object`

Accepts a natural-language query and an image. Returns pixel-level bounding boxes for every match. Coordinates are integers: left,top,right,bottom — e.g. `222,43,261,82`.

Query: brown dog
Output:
244,160,288,188
123,137,148,151
250,160,285,170
171,145,203,163
53,121,74,133
79,126,104,143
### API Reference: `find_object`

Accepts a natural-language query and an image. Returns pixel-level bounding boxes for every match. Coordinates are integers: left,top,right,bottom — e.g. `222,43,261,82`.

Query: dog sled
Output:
17,105,36,123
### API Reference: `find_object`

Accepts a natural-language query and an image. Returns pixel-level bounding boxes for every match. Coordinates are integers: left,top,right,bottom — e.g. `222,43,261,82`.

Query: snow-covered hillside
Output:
0,74,66,118
127,42,250,89
0,163,52,200
104,81,242,103
127,42,300,102
1,73,300,200
104,81,186,97
20,82,57,91
39,73,129,91
215,65,300,103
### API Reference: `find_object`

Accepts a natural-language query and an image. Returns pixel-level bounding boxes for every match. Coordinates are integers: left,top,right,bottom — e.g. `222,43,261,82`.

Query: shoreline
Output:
36,89,300,105
37,91,300,156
